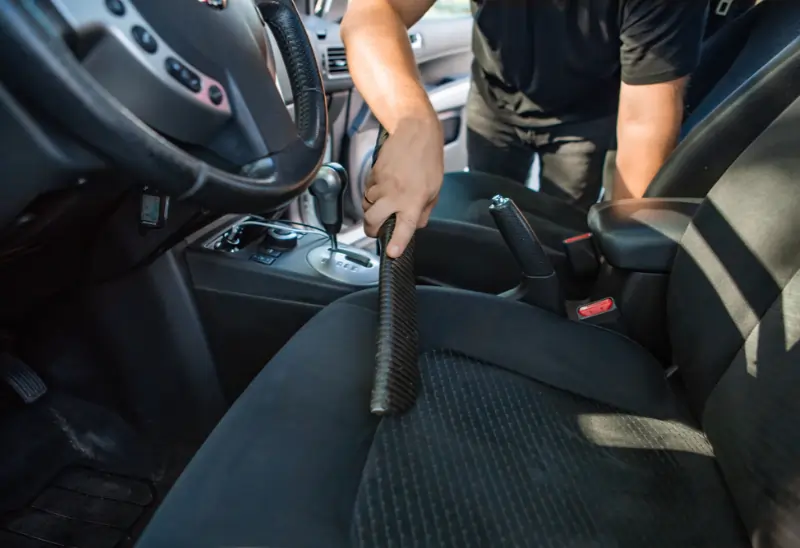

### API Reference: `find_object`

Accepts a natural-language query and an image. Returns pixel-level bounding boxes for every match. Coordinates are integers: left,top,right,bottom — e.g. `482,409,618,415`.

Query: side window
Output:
425,0,472,19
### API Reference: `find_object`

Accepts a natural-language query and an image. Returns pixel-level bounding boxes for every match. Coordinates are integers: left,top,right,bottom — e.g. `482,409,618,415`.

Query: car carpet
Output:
0,391,195,548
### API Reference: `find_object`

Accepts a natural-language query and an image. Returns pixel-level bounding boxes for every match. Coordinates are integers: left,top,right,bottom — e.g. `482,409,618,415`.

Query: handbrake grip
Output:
489,195,554,277
489,195,565,316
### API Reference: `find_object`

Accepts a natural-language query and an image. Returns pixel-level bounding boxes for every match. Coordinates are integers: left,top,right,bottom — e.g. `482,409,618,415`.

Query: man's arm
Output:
340,0,445,258
614,0,707,199
340,0,437,133
614,77,687,199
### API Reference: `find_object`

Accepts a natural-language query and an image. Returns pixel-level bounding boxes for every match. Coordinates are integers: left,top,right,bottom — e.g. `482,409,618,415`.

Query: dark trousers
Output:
465,86,616,211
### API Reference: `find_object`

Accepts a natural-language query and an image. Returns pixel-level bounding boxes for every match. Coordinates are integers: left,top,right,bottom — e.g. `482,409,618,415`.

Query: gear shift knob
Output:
309,163,348,247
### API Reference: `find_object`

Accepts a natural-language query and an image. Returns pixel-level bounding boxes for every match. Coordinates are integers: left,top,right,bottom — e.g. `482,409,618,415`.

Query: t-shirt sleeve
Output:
620,0,709,86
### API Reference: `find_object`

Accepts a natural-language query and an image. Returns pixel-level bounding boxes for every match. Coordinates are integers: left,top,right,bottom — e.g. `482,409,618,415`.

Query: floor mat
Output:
0,468,154,547
0,392,197,548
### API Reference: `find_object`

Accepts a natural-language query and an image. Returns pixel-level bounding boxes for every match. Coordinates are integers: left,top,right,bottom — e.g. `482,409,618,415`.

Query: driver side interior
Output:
0,0,799,547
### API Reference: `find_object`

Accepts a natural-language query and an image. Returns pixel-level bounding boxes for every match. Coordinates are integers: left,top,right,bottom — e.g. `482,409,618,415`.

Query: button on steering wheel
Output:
0,0,327,212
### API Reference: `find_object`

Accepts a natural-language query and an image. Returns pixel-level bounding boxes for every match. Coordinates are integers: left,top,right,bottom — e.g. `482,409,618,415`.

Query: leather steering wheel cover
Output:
0,1,327,212
241,0,328,193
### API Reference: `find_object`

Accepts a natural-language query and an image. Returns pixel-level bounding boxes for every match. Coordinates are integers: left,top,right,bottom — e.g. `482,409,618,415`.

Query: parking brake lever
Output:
309,163,348,250
489,195,565,316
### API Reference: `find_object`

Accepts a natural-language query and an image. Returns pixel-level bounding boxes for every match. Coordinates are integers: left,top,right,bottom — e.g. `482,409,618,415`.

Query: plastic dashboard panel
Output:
0,84,106,229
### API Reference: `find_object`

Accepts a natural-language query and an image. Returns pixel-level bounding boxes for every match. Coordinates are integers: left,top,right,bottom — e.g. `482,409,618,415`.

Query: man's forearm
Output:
613,79,686,200
614,120,680,199
340,0,438,133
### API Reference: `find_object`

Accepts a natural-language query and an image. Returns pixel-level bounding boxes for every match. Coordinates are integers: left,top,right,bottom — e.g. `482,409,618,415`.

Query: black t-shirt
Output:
471,0,709,127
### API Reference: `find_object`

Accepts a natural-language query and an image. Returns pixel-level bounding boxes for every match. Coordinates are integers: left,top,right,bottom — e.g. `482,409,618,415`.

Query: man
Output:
342,0,708,258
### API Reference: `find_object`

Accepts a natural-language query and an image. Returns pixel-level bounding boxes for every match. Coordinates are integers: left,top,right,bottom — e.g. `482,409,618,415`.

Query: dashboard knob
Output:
262,227,298,251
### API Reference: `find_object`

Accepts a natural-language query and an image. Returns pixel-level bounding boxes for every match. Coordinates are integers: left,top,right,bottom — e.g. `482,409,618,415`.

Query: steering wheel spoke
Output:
199,50,298,170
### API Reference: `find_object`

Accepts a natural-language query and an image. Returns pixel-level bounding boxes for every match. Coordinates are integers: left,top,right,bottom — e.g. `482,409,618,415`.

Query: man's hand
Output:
362,116,443,258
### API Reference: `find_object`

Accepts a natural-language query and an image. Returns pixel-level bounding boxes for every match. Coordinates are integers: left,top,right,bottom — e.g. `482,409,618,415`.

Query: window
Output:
318,0,472,21
425,0,472,19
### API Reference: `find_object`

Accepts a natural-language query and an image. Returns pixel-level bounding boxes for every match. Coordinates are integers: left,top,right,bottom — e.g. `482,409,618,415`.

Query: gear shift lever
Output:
309,163,348,250
305,161,379,287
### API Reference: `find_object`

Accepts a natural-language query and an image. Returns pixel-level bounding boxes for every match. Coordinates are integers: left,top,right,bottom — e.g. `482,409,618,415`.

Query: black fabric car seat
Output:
420,4,800,295
138,94,800,547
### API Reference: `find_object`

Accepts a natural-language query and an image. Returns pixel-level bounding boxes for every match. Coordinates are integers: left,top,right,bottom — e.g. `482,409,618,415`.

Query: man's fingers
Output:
386,212,419,258
363,182,385,207
362,197,397,238
365,166,379,190
363,198,421,258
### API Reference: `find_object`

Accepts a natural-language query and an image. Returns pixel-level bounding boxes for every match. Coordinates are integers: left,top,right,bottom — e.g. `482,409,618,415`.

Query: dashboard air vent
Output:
326,47,348,76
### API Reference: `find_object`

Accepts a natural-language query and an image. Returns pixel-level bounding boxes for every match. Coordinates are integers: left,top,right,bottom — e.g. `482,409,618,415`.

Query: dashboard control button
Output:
184,71,201,92
106,0,125,16
209,85,224,105
165,57,182,75
132,25,157,54
250,254,275,266
165,57,201,93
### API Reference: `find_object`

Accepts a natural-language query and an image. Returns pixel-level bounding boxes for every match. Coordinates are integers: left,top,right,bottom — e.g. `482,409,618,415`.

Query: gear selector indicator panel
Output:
307,245,379,287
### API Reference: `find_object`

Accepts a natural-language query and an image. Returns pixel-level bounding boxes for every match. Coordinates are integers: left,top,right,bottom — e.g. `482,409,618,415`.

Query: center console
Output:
186,157,704,397
585,197,703,363
192,215,378,302
183,164,381,398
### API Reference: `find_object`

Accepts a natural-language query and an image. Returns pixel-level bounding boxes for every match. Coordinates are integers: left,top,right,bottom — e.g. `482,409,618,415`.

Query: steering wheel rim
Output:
0,0,327,212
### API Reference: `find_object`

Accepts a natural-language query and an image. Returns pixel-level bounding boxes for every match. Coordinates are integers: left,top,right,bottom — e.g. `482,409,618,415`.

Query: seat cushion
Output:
138,288,745,548
355,350,747,548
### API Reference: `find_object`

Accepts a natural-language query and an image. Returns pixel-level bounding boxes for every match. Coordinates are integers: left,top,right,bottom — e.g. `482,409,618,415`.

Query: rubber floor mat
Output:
0,467,155,547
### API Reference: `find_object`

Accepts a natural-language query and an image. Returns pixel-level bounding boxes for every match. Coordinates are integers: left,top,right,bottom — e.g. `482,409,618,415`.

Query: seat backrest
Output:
667,94,800,546
684,0,792,130
644,0,800,199
703,0,755,40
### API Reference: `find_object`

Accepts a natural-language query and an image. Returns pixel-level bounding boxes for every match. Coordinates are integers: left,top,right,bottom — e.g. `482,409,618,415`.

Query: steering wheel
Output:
0,0,327,212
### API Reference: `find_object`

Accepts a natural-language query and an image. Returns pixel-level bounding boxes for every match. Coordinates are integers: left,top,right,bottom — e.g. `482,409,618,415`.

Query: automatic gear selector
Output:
307,163,379,287
307,245,379,287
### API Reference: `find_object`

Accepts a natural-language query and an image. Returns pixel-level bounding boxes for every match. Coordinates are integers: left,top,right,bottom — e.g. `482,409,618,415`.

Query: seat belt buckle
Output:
562,233,599,278
576,297,620,326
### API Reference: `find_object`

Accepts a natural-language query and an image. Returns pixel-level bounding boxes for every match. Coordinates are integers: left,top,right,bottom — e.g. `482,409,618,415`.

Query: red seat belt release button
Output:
577,297,616,319
563,233,592,245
